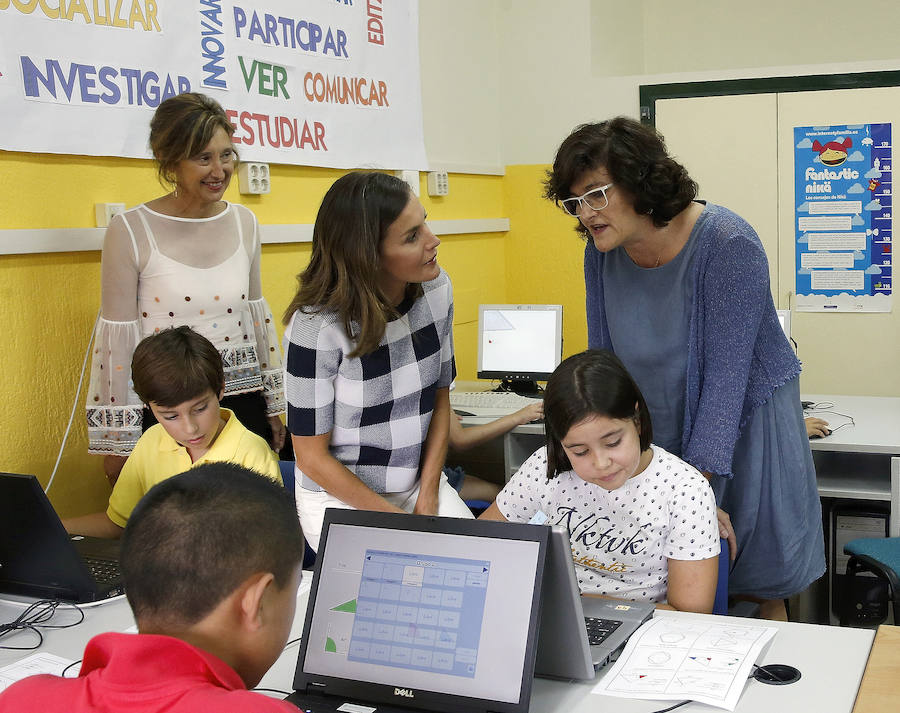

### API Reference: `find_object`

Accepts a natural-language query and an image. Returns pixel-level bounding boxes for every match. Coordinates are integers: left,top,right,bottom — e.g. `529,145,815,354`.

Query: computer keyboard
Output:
584,616,622,646
83,556,122,584
450,391,542,410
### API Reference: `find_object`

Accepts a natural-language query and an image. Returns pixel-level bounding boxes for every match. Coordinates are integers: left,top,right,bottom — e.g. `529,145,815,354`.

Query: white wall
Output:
418,1,504,173
489,0,900,166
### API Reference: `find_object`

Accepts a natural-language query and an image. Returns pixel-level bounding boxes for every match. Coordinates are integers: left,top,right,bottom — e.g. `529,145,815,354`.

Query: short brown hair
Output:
131,326,224,407
149,92,236,188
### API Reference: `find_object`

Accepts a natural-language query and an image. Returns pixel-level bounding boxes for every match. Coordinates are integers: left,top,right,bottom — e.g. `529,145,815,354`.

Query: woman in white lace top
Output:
86,93,285,482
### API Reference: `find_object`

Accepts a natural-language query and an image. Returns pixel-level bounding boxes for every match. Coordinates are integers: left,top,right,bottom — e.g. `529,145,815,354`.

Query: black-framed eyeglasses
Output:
559,183,613,216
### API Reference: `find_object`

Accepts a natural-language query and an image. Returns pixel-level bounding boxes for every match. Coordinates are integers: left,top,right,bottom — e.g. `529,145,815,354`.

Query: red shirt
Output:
0,632,296,713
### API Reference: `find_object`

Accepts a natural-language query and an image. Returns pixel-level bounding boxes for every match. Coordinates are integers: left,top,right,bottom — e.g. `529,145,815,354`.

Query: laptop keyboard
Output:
83,556,121,584
584,616,622,646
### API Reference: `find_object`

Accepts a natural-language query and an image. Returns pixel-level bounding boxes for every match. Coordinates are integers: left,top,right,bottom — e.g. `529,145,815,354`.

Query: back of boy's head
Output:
544,349,653,477
131,326,224,407
121,462,303,628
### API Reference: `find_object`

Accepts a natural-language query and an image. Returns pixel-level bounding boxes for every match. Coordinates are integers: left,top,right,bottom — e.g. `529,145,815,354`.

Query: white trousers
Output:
296,474,474,552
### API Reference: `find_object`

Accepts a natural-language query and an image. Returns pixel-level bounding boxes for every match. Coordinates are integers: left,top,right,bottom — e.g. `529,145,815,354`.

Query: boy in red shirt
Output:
0,463,303,712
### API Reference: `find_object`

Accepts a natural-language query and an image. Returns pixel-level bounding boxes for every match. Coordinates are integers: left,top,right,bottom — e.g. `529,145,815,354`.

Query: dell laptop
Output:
286,509,550,713
534,526,654,679
0,473,124,603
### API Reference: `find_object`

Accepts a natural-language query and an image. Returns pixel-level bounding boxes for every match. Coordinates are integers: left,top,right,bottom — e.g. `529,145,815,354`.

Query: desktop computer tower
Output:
828,502,890,627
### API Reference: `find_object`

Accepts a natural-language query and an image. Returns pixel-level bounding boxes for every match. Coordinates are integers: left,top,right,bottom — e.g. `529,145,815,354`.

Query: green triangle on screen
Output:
331,599,357,613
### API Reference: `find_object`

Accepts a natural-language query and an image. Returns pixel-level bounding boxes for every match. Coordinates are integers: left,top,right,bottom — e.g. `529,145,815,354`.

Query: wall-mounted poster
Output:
794,123,892,312
0,1,427,170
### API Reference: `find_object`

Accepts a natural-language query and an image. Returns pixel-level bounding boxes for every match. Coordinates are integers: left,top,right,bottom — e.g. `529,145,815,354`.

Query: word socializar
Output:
0,0,161,32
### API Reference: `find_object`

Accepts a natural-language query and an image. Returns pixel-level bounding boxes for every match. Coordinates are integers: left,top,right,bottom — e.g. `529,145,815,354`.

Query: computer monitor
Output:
776,309,791,339
476,304,563,395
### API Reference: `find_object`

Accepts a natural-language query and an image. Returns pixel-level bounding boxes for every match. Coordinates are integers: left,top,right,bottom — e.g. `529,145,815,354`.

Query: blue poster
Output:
794,123,892,312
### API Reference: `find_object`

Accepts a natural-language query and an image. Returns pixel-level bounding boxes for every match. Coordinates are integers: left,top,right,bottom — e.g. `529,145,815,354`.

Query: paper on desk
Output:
0,653,78,692
592,617,777,710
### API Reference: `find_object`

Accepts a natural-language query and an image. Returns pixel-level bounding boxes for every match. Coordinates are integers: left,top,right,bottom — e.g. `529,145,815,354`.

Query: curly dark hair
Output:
543,117,697,235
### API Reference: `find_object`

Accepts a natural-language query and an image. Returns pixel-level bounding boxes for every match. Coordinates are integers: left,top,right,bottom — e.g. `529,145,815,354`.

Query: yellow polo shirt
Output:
107,408,282,527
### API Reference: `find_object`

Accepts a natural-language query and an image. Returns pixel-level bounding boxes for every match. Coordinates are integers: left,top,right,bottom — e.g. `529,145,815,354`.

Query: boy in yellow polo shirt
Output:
65,327,281,538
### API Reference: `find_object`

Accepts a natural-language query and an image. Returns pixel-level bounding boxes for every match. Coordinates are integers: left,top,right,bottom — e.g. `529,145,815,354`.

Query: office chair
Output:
840,537,900,626
463,499,492,517
713,539,761,618
278,460,318,570
713,537,729,615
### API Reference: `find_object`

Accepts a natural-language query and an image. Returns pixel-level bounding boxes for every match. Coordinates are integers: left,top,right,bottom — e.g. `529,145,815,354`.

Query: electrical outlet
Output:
238,162,270,194
394,170,420,196
95,202,126,227
427,170,449,196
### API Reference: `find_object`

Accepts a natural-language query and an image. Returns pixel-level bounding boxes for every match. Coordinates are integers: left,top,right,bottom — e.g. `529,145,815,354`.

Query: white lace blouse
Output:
86,202,284,455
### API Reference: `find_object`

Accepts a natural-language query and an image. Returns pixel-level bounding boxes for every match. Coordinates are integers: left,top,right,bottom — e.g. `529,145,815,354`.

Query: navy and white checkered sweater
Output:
284,269,455,493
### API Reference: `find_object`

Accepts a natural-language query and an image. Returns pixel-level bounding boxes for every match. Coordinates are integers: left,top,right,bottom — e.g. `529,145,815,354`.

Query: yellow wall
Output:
0,149,515,517
503,165,589,359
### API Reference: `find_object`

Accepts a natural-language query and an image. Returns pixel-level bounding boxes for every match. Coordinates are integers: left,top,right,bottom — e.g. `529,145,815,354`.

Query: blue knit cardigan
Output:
584,203,800,478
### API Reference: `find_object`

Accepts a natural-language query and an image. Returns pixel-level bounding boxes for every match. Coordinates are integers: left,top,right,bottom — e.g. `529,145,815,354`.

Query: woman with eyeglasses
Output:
544,117,824,620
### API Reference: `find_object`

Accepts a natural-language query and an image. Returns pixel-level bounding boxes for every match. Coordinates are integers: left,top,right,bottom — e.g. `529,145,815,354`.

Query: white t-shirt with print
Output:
496,444,719,602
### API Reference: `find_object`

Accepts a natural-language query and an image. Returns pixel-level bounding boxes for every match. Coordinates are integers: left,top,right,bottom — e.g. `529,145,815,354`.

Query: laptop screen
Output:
293,512,548,712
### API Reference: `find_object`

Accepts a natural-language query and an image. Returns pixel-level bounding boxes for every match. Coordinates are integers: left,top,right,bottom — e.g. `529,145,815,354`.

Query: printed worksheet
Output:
592,617,777,710
0,653,76,692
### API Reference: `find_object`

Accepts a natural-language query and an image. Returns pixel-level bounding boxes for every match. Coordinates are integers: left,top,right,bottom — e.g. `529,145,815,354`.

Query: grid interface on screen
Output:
347,549,490,677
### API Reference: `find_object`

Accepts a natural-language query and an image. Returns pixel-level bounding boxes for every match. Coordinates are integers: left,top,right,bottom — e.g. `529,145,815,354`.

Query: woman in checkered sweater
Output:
282,172,473,550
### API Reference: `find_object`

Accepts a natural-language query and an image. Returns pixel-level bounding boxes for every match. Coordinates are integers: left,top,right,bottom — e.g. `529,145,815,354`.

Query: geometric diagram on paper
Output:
647,651,672,665
659,632,686,643
618,672,668,687
332,598,357,613
674,675,703,687
688,654,741,670
711,636,738,648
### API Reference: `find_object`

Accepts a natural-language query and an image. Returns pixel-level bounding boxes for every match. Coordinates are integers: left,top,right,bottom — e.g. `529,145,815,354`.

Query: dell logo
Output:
393,688,414,698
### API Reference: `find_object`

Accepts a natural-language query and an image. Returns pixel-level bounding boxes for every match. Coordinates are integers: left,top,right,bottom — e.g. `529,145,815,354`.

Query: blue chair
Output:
279,460,317,570
464,499,492,518
713,537,729,615
840,537,900,626
712,539,760,617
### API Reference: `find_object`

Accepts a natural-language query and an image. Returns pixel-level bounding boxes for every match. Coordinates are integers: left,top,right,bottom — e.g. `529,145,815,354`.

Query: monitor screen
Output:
476,305,563,389
776,309,791,339
292,511,549,713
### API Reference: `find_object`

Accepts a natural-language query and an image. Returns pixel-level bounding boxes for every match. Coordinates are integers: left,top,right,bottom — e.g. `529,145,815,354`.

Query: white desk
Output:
261,606,874,713
3,589,872,713
802,396,900,534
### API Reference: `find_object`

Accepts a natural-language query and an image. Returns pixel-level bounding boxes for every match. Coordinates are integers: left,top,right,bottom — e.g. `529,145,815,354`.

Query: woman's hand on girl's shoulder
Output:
716,508,737,561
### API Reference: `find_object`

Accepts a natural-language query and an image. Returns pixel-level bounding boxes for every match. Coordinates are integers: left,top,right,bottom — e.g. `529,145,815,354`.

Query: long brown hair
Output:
282,172,417,357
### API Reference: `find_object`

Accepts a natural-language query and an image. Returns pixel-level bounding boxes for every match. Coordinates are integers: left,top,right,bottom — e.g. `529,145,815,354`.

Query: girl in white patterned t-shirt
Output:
481,349,720,612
